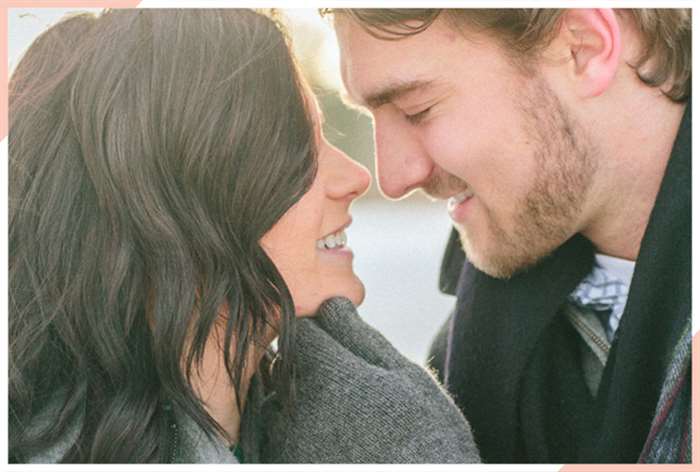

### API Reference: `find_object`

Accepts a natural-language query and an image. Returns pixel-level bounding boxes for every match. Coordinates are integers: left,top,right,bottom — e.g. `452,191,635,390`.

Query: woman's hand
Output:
261,297,480,463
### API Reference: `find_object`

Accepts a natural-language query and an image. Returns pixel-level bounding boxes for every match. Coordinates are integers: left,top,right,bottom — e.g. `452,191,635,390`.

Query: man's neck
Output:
582,96,687,261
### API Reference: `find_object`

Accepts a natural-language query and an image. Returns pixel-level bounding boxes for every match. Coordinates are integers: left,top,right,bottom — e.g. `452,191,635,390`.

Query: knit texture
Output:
171,402,239,464
261,297,480,463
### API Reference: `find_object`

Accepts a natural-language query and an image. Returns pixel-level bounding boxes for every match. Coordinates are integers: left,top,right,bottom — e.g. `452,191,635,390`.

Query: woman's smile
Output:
260,92,371,316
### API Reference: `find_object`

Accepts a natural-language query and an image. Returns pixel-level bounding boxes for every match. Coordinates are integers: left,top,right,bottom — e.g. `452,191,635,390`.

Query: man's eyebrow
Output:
339,91,367,113
362,79,435,109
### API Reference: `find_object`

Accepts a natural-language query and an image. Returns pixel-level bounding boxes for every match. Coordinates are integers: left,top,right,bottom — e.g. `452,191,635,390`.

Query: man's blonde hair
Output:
325,9,691,102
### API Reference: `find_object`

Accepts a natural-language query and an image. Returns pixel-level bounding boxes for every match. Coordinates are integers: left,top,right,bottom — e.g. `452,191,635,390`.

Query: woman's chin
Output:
295,280,366,318
350,280,366,306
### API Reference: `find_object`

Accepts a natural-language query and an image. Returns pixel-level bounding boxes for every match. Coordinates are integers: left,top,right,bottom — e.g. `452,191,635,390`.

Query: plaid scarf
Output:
639,320,692,463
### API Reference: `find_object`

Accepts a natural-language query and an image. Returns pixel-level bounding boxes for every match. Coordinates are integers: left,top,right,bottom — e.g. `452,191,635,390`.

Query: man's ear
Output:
560,9,621,98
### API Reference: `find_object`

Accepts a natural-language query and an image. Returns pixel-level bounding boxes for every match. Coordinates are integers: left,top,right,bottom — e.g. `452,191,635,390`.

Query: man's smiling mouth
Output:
447,188,474,208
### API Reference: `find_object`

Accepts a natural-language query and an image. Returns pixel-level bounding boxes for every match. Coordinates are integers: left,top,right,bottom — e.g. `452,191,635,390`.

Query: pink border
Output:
1,2,696,470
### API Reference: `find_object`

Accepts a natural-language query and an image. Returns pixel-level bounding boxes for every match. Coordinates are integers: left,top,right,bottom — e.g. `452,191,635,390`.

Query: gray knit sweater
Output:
261,297,481,463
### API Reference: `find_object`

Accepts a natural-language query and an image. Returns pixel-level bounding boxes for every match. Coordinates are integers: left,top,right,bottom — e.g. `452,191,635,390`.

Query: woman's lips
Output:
317,218,352,250
316,229,348,250
316,220,354,260
316,229,354,261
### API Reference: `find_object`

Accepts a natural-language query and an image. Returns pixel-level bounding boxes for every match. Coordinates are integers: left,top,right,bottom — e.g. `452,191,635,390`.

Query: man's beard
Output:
435,77,598,279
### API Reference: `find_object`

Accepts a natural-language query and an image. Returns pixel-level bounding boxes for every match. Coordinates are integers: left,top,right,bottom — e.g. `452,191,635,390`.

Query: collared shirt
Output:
569,253,636,342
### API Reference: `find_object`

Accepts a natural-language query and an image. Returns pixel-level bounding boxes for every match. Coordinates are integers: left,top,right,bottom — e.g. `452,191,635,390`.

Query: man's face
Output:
335,16,599,278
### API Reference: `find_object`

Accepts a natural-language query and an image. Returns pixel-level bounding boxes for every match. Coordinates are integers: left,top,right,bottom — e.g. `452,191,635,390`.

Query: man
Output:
329,8,691,463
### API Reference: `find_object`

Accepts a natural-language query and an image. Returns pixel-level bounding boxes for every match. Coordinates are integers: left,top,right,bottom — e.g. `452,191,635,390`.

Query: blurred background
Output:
8,8,457,363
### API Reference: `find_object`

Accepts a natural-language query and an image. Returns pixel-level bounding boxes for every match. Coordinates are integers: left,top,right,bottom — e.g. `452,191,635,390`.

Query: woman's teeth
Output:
316,230,347,250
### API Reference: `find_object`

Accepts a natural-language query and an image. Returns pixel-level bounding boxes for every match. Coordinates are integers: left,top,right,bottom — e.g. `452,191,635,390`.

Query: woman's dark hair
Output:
9,9,316,462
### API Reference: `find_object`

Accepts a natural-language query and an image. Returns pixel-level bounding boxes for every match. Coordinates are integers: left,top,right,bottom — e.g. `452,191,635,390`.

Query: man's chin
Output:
460,234,542,280
468,253,519,280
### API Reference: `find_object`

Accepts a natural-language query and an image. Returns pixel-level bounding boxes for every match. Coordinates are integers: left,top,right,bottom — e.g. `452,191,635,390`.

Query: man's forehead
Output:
336,17,456,108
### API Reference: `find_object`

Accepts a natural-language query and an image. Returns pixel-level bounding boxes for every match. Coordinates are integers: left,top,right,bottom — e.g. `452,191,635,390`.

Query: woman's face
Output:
260,96,371,316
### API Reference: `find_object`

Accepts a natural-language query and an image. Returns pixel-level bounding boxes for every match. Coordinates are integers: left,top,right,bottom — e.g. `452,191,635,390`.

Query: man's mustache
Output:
421,169,470,200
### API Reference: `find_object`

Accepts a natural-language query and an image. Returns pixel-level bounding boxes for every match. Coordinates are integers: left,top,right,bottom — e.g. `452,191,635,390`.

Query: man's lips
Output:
447,188,474,207
447,188,475,222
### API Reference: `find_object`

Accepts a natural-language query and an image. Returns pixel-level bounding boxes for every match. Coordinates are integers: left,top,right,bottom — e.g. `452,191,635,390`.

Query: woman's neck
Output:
190,324,275,446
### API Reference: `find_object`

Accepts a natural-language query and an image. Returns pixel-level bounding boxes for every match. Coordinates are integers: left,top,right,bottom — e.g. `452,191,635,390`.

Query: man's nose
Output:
374,119,433,199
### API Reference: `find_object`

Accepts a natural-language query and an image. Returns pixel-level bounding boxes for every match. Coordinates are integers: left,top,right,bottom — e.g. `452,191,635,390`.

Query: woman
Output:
9,9,478,463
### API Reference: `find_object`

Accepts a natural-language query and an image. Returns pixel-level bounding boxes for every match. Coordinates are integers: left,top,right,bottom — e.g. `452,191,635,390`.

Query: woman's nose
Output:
324,143,371,201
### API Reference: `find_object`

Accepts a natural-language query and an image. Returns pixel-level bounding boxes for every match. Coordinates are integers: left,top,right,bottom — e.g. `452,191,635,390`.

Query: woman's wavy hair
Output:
324,8,691,102
9,9,316,462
